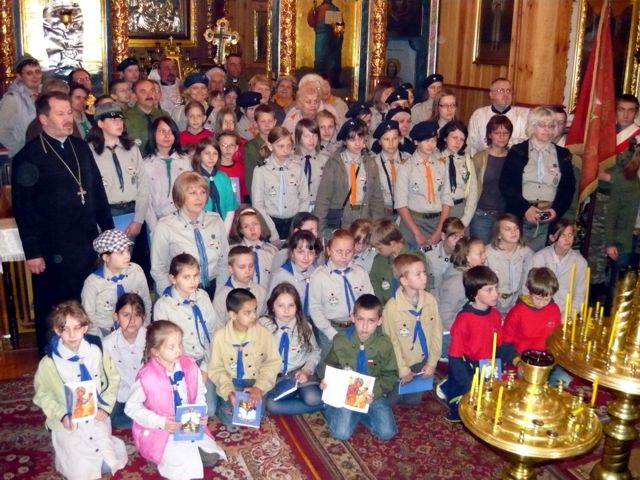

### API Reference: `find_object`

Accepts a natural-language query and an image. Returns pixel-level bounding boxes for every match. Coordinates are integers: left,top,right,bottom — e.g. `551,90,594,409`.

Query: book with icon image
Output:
232,391,262,428
64,379,97,423
321,366,376,413
174,403,207,441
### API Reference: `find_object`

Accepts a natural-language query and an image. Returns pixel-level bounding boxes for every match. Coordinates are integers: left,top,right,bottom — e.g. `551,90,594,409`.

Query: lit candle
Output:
490,331,497,379
590,377,599,407
470,367,479,401
494,385,505,426
477,365,486,414
608,311,620,351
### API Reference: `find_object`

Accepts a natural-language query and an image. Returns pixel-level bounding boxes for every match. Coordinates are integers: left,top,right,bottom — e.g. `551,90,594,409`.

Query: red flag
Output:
565,0,616,204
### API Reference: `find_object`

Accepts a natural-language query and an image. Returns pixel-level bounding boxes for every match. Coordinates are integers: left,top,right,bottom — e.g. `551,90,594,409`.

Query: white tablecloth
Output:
0,219,25,273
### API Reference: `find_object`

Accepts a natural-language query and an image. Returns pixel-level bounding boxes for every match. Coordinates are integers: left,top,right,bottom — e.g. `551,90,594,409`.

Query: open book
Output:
272,377,298,402
232,391,262,428
322,366,376,413
65,379,97,423
174,403,207,441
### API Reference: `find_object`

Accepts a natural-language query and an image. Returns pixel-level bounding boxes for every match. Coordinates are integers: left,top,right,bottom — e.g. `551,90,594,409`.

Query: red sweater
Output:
449,303,503,361
502,296,561,353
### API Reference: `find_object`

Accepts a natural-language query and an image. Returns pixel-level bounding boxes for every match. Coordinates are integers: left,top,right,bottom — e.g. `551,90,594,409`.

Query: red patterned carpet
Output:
2,374,639,479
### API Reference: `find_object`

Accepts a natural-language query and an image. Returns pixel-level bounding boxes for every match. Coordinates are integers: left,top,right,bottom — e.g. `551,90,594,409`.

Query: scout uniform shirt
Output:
267,259,316,316
258,316,321,375
150,209,229,295
382,287,443,377
90,141,150,224
522,141,561,205
424,241,452,292
153,286,222,370
81,262,152,334
308,259,374,340
486,244,534,314
103,325,147,402
213,277,268,325
342,151,368,207
208,320,282,400
441,149,478,226
252,155,310,219
374,150,408,210
241,238,279,289
395,150,453,213
370,244,418,305
143,152,192,235
295,150,329,211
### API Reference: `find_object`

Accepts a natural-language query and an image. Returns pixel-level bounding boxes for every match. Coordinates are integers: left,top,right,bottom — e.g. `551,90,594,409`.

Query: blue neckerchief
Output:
49,335,108,406
182,298,211,349
282,259,310,316
225,277,234,288
278,326,290,373
251,243,262,284
408,309,429,357
331,267,355,314
169,370,185,409
303,154,312,191
233,342,249,380
345,325,368,374
199,166,221,214
94,264,126,299
191,220,210,287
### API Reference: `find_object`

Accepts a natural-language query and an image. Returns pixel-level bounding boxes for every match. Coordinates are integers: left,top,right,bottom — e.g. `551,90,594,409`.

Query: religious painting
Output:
388,0,424,38
473,0,515,65
568,0,640,111
295,0,363,98
18,0,108,91
127,0,197,47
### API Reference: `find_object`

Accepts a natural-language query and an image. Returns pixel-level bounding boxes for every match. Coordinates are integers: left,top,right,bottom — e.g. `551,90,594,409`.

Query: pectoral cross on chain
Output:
77,187,87,205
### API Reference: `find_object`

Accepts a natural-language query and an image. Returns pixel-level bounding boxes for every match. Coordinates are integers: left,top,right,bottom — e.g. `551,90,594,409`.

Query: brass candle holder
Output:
460,350,602,480
548,270,640,480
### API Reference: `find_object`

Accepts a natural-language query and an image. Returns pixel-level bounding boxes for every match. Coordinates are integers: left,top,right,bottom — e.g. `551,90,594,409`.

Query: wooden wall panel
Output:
437,0,572,123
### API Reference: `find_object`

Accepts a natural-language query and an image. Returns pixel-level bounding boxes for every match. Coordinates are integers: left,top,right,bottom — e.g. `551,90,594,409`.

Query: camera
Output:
537,211,551,222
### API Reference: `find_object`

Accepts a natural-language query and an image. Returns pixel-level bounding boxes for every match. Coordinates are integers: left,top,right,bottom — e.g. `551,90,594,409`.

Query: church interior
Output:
1,0,640,478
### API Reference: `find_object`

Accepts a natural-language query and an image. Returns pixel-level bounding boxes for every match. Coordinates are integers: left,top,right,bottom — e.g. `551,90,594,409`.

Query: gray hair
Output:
275,75,297,91
526,106,555,137
206,67,227,83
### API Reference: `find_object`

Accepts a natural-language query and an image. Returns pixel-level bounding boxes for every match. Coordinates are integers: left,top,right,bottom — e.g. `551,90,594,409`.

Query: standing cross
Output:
204,18,239,65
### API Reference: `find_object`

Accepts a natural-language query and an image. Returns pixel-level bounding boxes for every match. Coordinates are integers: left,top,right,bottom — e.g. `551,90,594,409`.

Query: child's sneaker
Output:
445,396,461,423
435,379,448,401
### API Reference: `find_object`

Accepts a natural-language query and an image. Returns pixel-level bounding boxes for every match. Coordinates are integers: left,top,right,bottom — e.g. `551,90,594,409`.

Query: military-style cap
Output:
373,119,400,140
385,88,409,105
93,229,133,254
236,91,262,108
15,54,39,72
117,57,139,72
336,118,366,142
184,72,209,89
345,102,371,119
94,103,124,121
423,73,444,89
410,121,439,142
385,106,412,121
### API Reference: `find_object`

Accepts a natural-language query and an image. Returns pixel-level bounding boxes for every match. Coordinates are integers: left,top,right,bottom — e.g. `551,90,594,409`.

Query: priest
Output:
12,92,113,356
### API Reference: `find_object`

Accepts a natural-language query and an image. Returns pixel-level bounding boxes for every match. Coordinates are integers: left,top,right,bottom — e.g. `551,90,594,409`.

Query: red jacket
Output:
502,295,561,353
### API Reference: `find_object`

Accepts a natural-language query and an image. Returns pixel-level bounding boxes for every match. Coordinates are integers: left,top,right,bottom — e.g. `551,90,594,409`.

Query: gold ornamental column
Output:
279,0,296,76
369,0,388,92
0,0,17,92
266,0,273,77
110,0,129,68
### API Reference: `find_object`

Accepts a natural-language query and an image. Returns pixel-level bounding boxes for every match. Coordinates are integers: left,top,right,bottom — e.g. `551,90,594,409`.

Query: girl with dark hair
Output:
143,116,192,236
259,283,323,415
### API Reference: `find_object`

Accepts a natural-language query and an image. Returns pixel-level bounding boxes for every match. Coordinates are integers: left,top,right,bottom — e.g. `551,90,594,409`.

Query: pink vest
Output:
131,355,208,464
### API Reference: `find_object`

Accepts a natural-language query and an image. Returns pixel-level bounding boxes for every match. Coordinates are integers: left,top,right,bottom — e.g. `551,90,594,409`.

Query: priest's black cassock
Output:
12,133,113,356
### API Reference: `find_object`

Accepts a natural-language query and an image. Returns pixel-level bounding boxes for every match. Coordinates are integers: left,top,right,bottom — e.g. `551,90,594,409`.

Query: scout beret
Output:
183,72,209,89
373,119,400,140
117,57,139,72
336,118,366,142
94,103,124,121
345,102,371,119
236,91,262,108
385,88,409,104
410,121,439,142
385,106,412,121
423,73,444,89
93,229,133,254
399,82,414,91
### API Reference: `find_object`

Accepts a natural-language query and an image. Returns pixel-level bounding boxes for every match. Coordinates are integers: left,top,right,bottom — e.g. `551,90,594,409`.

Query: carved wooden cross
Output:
204,18,239,65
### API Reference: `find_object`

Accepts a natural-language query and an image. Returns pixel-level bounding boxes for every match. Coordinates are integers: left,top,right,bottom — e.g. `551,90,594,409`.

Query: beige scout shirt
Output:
395,151,453,213
251,155,310,218
521,141,560,204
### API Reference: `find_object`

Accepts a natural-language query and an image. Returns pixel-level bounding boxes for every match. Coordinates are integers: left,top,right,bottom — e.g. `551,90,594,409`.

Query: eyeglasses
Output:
492,88,512,94
439,103,457,109
331,249,353,256
536,123,556,129
220,143,237,149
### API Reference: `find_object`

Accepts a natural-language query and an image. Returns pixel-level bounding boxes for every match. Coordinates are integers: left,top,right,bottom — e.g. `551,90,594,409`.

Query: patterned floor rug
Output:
2,374,639,479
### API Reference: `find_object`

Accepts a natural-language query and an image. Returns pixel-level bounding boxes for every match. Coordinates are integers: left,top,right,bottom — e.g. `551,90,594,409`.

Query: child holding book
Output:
294,118,328,211
103,293,148,428
242,104,277,195
252,126,310,239
350,218,377,273
208,289,282,426
192,138,239,229
267,229,321,317
229,207,280,288
438,265,504,422
314,118,385,231
126,320,226,479
309,229,374,353
33,301,127,479
213,245,268,324
369,218,419,304
424,217,465,292
320,294,399,441
486,213,534,315
82,229,151,337
383,254,443,406
153,253,223,417
259,283,323,414
532,219,587,317
502,267,561,356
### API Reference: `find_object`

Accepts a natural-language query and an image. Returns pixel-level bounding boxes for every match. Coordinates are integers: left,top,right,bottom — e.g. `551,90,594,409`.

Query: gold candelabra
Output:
460,350,602,480
548,270,640,479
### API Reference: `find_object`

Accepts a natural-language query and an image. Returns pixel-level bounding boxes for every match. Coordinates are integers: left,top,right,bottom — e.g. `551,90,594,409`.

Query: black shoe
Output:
199,449,221,467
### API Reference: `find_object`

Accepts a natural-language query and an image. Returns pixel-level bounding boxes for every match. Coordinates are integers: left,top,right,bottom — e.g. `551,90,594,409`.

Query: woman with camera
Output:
499,107,575,251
